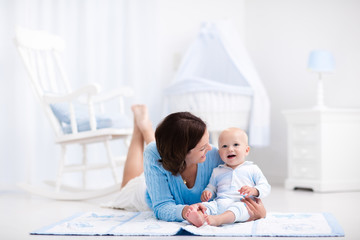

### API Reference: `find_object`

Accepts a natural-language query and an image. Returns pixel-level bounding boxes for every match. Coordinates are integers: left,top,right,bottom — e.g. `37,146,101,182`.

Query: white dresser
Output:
283,108,360,192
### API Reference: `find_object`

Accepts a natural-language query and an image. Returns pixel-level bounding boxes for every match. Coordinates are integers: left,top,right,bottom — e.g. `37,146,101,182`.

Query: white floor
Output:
1,185,360,240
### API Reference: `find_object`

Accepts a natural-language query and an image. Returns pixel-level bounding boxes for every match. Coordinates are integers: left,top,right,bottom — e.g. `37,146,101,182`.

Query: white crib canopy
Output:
165,21,270,147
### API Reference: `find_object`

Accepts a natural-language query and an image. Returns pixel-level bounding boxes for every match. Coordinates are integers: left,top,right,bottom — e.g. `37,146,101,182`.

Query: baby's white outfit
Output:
203,161,271,222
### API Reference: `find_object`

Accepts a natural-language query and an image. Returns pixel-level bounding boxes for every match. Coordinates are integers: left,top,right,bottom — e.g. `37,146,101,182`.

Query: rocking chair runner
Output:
14,27,133,200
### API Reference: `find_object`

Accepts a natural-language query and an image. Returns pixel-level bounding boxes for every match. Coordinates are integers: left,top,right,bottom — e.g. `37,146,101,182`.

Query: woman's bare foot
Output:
131,104,151,130
131,104,154,143
185,206,206,227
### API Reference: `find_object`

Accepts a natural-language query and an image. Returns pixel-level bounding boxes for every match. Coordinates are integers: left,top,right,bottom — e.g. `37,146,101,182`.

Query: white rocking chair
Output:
14,27,133,200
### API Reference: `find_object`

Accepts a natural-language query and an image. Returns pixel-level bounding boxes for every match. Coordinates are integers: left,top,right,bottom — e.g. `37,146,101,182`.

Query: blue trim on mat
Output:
251,218,259,236
106,212,141,234
323,212,345,237
31,212,84,235
260,212,345,237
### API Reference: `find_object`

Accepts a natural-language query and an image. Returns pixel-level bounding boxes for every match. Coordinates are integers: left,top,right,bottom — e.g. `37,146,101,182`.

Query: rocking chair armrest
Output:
43,84,100,104
93,87,134,103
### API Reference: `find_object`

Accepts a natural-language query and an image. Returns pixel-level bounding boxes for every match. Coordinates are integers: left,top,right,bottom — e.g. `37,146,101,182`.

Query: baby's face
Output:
218,129,250,169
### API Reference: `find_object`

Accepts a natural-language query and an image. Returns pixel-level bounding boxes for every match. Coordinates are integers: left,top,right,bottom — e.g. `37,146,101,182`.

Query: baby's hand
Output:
239,186,259,197
201,190,212,202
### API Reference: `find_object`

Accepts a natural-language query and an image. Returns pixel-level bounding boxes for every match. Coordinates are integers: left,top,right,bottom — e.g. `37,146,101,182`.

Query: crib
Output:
164,78,253,146
163,21,270,147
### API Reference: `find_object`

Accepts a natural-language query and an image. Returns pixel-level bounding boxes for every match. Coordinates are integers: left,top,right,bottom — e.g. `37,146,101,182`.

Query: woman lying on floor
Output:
109,104,266,226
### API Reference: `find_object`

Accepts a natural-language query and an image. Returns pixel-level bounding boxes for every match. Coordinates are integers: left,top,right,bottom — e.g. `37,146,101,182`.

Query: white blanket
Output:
31,211,344,237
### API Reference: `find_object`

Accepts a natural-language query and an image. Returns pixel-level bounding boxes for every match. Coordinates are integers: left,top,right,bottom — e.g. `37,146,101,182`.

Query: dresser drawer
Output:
291,125,317,143
291,144,317,160
291,163,318,179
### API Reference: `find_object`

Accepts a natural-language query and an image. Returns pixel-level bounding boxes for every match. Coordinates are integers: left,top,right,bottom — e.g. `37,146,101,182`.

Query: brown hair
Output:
155,112,206,175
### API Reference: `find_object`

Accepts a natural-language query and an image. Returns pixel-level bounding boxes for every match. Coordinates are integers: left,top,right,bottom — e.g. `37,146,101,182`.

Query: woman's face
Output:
185,130,212,165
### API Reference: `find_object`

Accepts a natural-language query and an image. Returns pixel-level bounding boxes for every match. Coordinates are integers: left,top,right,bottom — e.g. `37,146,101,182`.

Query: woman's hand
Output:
241,196,266,221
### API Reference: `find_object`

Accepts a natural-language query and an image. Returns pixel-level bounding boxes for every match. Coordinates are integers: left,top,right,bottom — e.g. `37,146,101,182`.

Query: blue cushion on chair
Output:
50,103,132,134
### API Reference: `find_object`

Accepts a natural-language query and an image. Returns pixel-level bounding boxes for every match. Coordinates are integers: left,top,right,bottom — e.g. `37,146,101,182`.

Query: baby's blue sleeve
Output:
204,170,217,197
252,165,271,198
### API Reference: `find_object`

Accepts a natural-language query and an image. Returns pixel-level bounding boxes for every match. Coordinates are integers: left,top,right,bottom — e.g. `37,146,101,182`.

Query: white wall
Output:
244,0,360,184
111,0,246,125
0,0,246,188
151,0,246,124
2,0,359,189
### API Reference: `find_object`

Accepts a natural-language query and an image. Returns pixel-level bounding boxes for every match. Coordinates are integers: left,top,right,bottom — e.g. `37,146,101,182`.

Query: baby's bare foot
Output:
205,215,222,227
185,207,206,227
